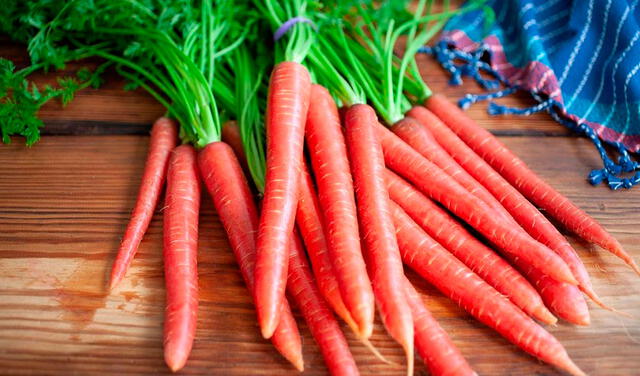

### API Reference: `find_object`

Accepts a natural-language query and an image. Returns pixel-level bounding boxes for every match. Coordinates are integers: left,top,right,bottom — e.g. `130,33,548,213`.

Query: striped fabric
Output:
424,0,640,189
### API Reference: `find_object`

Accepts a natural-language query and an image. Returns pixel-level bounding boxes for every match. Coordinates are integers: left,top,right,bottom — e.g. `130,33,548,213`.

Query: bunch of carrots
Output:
3,0,638,375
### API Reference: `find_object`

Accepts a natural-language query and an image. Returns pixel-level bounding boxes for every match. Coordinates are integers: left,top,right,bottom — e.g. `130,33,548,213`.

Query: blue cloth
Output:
423,0,640,189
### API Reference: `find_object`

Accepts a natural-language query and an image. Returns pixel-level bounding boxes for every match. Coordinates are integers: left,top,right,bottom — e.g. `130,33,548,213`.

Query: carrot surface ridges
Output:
406,106,608,308
198,142,303,370
163,145,200,372
391,116,507,218
404,280,476,376
424,94,638,275
345,104,413,375
375,121,577,285
385,170,555,324
110,117,178,289
305,84,374,338
287,232,360,376
390,203,585,376
255,61,311,339
510,256,591,326
296,160,359,333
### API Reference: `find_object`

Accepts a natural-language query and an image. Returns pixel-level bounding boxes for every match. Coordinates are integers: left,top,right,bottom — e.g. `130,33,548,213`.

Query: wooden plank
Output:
0,135,638,375
2,44,569,137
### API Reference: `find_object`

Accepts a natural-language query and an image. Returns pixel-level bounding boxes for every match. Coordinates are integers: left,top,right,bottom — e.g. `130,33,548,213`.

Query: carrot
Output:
198,141,304,370
407,106,611,308
296,159,393,364
390,202,585,376
391,116,506,217
110,117,178,289
404,279,476,376
296,160,358,332
304,84,374,338
220,120,250,176
163,145,200,372
345,104,414,375
287,231,359,376
374,122,577,285
424,94,639,275
255,61,311,339
508,255,591,326
385,170,556,324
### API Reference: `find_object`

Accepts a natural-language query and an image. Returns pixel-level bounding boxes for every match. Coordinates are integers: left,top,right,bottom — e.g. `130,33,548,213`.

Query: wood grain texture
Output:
0,135,638,376
2,8,640,373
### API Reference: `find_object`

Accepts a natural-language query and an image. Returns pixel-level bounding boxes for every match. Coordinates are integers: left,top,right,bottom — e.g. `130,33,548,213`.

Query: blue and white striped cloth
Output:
424,0,640,189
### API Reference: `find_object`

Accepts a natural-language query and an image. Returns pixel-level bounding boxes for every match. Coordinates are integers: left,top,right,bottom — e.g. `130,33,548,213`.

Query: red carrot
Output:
296,160,358,332
110,117,178,289
304,84,374,338
424,94,639,275
163,145,200,372
345,104,413,374
255,61,311,339
390,202,585,376
374,122,577,285
220,120,250,176
198,141,304,370
404,280,476,376
385,170,556,324
287,231,359,376
508,256,591,326
391,116,506,217
407,106,610,308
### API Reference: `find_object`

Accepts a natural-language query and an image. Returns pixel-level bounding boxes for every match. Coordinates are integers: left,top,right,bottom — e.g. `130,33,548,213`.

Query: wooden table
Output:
1,41,639,376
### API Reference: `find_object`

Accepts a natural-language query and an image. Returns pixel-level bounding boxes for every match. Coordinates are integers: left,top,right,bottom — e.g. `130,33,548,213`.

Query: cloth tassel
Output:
421,42,640,190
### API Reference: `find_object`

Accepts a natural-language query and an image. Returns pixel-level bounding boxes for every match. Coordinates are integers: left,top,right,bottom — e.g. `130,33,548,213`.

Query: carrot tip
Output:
534,305,558,326
164,350,188,373
580,285,633,318
108,279,119,291
558,355,587,376
360,337,399,366
291,358,304,372
629,259,640,278
405,344,414,376
260,322,276,340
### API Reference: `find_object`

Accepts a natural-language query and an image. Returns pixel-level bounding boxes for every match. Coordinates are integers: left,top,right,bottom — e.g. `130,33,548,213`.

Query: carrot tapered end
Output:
628,259,640,277
557,354,587,376
108,273,122,291
580,284,633,318
290,357,304,372
164,346,189,373
534,305,558,326
260,319,277,339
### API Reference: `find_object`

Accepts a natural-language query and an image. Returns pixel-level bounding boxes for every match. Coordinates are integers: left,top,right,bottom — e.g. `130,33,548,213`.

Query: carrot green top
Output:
254,0,316,64
1,0,254,148
311,0,484,125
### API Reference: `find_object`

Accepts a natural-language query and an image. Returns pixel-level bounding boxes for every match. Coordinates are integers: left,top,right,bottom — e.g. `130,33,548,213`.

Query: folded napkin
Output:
424,0,640,189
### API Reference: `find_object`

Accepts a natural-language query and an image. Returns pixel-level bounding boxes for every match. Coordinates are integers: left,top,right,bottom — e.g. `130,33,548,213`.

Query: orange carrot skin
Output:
110,117,178,289
198,142,304,370
510,256,591,326
345,105,414,356
385,170,555,325
390,203,584,376
296,160,361,333
374,122,577,285
407,106,603,302
163,145,200,372
404,280,476,376
391,117,506,217
287,232,359,376
220,120,250,176
424,94,635,271
255,61,311,338
305,84,374,337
